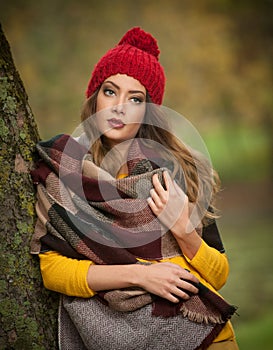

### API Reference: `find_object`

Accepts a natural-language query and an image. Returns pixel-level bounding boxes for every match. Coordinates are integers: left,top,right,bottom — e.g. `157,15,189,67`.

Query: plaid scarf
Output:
31,134,236,350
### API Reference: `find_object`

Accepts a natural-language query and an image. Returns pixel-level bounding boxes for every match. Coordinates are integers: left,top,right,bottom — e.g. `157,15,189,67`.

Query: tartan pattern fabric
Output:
31,134,236,350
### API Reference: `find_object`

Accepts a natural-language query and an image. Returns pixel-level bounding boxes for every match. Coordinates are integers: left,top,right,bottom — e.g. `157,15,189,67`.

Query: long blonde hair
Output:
80,91,221,224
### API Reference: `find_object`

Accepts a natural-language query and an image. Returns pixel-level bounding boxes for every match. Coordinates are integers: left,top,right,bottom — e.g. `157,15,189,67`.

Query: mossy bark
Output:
0,24,58,349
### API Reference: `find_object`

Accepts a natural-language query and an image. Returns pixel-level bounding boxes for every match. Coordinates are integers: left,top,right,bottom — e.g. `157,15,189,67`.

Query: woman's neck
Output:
109,139,133,175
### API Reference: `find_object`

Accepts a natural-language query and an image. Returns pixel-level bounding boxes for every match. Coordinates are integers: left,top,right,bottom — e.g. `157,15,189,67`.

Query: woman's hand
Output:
147,171,202,259
137,262,199,303
147,171,193,237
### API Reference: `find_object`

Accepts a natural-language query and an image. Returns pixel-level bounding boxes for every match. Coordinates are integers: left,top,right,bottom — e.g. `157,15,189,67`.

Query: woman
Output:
31,27,238,349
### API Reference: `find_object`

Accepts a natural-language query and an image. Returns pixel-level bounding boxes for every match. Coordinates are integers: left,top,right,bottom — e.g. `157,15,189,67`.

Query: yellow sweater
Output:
39,239,235,343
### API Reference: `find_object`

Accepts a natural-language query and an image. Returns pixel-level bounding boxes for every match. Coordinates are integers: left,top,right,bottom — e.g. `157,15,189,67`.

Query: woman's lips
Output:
107,118,125,129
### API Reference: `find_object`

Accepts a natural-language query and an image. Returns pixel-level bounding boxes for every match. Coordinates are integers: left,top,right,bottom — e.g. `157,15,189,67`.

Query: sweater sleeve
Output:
39,251,96,298
184,240,229,290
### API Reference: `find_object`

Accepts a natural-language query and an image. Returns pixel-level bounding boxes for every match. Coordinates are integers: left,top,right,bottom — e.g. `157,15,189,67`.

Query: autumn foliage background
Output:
1,0,272,349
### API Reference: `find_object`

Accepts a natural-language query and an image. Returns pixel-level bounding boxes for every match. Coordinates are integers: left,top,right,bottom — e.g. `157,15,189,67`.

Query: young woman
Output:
31,27,238,350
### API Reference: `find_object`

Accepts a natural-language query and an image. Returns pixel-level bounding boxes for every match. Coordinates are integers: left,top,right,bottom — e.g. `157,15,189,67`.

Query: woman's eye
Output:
104,88,115,96
130,97,143,104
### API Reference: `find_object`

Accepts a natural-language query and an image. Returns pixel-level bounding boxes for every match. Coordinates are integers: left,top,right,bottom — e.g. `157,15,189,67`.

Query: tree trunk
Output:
0,24,58,349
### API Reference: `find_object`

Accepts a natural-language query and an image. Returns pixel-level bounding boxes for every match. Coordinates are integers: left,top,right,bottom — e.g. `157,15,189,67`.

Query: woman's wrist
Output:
170,218,194,238
172,229,202,260
129,264,148,288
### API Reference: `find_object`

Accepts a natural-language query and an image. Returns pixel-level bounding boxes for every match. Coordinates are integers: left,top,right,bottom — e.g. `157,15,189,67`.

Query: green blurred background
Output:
1,0,272,348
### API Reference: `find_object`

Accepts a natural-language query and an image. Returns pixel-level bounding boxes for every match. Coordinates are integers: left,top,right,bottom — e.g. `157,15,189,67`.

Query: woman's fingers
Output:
148,173,168,213
168,274,199,302
151,173,168,199
149,172,172,208
162,170,171,191
143,263,200,303
149,188,164,208
162,278,199,303
155,170,174,194
151,171,185,202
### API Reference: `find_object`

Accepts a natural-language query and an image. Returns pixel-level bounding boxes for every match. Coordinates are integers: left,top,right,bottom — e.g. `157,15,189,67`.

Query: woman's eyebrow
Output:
128,90,146,96
103,80,146,96
103,80,120,90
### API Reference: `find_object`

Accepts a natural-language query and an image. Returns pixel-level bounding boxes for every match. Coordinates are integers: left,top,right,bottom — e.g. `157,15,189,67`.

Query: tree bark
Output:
0,24,58,349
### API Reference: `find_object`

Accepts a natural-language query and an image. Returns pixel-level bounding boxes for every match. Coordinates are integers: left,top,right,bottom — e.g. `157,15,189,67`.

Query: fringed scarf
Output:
31,134,236,350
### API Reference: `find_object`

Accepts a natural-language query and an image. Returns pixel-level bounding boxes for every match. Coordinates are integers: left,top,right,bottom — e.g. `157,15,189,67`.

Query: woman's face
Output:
95,74,146,148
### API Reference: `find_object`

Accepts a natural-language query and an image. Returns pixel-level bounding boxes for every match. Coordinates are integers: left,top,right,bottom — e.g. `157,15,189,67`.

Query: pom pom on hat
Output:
118,27,160,60
86,27,165,105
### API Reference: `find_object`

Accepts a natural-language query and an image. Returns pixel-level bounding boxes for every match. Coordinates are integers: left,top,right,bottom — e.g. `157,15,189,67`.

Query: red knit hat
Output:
86,27,165,105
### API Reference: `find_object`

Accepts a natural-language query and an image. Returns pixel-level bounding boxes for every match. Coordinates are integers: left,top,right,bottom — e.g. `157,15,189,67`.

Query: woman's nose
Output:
112,102,126,115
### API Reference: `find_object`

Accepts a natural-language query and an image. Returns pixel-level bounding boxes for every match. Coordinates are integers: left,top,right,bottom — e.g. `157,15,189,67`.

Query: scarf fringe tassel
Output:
180,305,224,325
